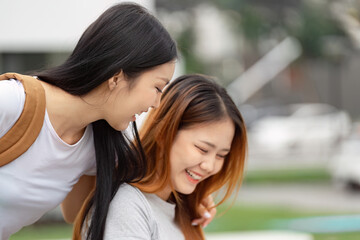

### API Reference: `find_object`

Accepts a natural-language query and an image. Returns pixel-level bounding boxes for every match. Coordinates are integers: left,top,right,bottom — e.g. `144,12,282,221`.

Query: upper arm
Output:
103,185,154,240
0,80,25,138
61,175,96,223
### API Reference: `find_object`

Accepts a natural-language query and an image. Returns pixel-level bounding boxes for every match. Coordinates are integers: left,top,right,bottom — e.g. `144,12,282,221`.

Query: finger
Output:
199,203,212,219
201,206,216,228
191,217,202,226
201,194,214,208
201,195,216,220
200,197,217,222
191,204,210,226
191,195,217,228
191,215,211,228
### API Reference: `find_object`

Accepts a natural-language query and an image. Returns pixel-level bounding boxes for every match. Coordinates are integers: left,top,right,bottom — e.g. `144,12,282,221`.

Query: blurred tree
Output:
287,2,346,59
176,26,205,74
156,0,201,11
210,0,346,59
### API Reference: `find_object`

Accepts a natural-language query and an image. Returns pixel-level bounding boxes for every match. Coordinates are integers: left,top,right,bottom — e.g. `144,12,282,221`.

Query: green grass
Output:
11,203,359,240
204,204,360,240
243,168,331,184
206,204,321,232
10,224,72,240
313,233,360,240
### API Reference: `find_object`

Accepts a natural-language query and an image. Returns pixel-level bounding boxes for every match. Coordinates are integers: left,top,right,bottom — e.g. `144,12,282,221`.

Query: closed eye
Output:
217,154,227,159
156,87,163,93
195,145,208,153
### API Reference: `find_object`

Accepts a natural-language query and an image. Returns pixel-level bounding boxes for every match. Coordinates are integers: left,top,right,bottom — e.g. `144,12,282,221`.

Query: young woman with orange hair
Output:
74,74,247,240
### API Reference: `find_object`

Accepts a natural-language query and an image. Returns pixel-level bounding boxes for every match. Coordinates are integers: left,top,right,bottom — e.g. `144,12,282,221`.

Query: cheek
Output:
145,87,157,99
141,91,158,109
212,160,225,175
171,140,191,164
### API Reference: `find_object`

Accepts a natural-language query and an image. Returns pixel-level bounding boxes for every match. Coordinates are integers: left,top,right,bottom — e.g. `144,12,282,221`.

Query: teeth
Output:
186,169,201,180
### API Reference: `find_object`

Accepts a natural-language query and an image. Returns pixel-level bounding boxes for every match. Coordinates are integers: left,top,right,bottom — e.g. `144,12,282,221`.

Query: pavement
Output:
206,231,313,240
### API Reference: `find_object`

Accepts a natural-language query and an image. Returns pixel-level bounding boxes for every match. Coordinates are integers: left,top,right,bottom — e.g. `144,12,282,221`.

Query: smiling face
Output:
166,117,235,197
104,61,175,131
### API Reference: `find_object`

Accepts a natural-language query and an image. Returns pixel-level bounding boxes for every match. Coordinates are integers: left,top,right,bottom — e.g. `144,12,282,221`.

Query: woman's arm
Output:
61,175,96,223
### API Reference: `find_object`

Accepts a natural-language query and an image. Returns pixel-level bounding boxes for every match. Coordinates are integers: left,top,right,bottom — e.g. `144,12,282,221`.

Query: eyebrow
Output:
200,140,230,152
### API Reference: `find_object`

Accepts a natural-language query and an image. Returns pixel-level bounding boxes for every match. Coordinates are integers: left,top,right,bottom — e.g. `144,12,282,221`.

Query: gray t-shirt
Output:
104,183,184,240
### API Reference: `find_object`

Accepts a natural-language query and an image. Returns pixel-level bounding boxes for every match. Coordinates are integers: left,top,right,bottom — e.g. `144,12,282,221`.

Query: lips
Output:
185,169,202,181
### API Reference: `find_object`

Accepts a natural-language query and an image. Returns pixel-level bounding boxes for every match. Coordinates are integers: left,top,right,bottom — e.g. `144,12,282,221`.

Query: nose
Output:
199,156,216,173
151,93,161,109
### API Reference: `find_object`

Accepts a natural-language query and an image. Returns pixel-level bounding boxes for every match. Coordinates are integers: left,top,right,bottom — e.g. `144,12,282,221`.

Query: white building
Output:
0,0,154,72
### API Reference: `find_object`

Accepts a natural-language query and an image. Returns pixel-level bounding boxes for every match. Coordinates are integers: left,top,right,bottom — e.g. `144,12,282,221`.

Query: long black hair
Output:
36,3,177,240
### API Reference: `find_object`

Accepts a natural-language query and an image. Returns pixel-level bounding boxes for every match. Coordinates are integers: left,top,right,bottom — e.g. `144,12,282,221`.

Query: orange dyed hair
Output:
133,74,247,240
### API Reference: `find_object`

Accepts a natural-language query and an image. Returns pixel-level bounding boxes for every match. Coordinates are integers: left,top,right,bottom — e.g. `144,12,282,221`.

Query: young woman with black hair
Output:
0,3,180,239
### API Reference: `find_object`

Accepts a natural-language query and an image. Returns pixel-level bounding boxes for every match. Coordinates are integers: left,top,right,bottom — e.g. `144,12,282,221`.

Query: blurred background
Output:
2,0,360,239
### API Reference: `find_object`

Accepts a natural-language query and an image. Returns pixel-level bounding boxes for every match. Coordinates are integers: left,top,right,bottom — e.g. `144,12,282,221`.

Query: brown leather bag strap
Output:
0,72,46,167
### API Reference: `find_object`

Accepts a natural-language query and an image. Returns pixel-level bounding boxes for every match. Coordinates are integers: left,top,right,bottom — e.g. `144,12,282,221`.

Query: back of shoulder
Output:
0,79,26,138
112,184,149,207
110,183,153,218
105,184,157,239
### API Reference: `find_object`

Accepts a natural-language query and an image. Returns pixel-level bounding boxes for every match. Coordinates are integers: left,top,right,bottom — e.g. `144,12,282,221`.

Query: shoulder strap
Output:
0,72,46,167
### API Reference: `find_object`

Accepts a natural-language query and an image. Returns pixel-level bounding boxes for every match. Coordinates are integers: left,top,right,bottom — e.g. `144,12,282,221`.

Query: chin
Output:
120,124,131,131
110,122,130,132
178,187,196,195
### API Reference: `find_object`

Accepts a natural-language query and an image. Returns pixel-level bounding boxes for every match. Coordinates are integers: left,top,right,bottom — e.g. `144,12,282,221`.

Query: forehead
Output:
134,61,175,83
177,119,235,147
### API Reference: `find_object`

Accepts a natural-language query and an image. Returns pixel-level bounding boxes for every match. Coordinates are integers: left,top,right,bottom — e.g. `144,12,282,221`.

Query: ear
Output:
108,71,125,91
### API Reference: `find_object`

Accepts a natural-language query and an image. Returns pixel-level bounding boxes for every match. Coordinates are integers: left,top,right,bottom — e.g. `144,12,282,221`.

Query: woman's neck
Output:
40,81,102,145
155,185,172,201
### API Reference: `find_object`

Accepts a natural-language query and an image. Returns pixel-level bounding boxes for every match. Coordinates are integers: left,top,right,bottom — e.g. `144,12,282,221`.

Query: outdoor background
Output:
1,0,360,239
